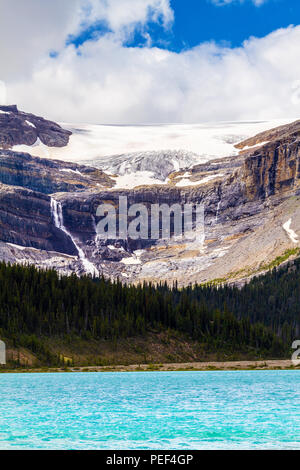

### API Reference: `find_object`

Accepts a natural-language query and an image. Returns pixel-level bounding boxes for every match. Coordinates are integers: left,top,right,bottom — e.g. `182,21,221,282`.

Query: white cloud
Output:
1,1,299,125
0,0,82,81
0,81,6,104
82,0,174,32
0,0,173,81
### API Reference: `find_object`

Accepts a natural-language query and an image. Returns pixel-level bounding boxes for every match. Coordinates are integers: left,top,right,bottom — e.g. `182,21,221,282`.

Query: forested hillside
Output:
0,259,299,366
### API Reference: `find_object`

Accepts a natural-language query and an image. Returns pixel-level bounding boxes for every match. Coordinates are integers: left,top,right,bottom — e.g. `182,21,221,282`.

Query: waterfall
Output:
215,201,221,224
50,198,99,277
92,214,100,246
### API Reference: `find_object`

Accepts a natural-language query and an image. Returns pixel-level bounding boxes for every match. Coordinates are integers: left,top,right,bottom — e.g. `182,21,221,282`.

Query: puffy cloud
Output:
1,1,299,124
0,0,173,81
81,0,174,32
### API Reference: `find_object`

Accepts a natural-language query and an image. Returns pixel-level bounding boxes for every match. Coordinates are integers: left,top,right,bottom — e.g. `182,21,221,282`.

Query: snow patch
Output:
111,171,166,189
7,243,28,251
60,168,83,176
25,120,36,129
121,250,144,265
121,256,142,266
283,219,299,244
241,141,270,151
13,137,50,156
176,173,224,187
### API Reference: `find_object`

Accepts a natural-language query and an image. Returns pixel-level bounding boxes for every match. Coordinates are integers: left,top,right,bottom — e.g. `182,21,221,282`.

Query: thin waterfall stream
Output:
50,198,99,277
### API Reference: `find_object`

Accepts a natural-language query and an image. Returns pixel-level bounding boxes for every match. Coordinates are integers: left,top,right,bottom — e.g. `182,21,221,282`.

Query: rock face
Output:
241,132,300,200
0,110,300,284
0,150,114,194
0,105,72,149
236,119,300,150
0,183,76,255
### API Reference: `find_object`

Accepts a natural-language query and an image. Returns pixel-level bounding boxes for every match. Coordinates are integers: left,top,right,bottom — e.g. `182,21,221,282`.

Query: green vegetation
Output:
260,248,300,271
206,248,300,286
1,257,298,367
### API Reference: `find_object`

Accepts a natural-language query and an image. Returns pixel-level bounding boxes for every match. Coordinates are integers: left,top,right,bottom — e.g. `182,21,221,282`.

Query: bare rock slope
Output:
0,107,299,285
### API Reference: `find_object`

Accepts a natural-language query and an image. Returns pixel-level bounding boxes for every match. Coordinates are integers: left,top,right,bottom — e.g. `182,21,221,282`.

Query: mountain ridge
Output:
0,106,299,285
0,104,72,149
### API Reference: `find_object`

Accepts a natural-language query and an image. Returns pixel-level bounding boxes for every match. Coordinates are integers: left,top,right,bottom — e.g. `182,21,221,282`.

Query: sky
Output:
1,0,300,124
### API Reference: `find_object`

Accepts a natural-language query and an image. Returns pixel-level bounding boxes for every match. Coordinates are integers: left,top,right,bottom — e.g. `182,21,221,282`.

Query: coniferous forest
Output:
0,259,299,366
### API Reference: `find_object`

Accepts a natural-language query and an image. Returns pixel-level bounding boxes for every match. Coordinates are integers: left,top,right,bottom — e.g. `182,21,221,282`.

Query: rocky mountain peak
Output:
0,105,72,150
0,104,18,113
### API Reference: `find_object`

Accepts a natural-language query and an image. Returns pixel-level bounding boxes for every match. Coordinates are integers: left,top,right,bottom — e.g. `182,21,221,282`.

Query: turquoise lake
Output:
0,371,299,450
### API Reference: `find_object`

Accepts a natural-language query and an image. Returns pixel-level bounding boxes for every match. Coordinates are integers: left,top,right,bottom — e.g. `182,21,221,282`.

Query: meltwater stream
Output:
50,198,99,277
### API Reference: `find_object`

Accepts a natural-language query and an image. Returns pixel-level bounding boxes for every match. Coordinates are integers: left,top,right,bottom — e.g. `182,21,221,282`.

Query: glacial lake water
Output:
0,371,299,450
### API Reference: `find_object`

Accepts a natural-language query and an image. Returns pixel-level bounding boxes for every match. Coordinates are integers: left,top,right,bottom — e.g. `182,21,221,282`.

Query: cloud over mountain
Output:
1,0,299,124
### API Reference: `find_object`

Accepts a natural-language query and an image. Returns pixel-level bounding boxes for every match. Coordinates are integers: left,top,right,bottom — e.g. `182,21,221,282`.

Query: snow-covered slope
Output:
13,119,293,189
3,113,300,285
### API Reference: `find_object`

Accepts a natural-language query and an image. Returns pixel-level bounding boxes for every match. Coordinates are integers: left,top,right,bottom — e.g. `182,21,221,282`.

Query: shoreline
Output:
1,359,299,373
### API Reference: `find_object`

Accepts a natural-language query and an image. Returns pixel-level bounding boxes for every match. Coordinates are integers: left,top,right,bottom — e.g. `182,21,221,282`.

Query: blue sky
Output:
168,0,298,50
70,0,299,51
2,0,300,124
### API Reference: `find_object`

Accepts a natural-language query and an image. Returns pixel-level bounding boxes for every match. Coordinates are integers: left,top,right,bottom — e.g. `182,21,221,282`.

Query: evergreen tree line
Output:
0,259,298,359
190,261,300,346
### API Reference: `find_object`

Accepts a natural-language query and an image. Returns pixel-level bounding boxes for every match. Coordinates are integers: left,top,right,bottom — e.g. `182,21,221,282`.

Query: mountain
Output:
0,104,299,286
0,104,71,148
10,116,291,188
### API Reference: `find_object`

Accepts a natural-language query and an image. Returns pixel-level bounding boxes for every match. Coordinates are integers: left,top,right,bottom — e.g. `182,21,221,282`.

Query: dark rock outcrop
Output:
0,105,72,149
0,183,77,255
0,150,115,194
240,131,300,200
